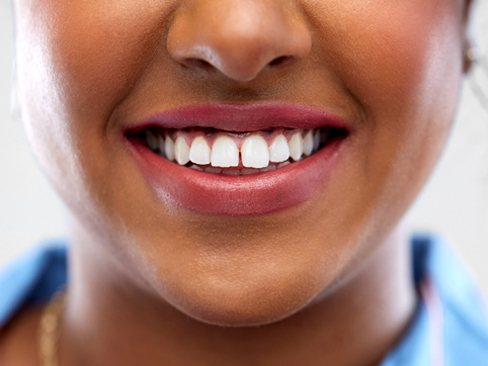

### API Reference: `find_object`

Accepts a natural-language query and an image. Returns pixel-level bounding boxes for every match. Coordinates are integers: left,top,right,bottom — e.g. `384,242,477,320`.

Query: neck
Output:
60,224,416,366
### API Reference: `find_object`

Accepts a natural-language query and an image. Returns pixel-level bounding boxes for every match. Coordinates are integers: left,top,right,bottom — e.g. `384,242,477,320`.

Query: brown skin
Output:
0,0,474,365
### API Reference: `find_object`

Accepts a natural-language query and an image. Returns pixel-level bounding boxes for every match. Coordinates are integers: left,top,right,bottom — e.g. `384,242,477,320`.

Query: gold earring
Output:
466,46,479,62
464,46,479,73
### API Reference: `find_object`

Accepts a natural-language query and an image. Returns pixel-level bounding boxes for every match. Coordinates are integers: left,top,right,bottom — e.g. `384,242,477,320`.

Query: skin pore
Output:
0,0,474,365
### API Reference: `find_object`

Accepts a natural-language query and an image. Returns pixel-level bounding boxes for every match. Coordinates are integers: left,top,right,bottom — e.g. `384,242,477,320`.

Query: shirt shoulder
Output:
0,242,68,330
383,234,488,365
422,234,488,365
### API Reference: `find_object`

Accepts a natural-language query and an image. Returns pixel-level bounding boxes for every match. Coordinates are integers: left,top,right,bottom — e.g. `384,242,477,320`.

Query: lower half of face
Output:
15,0,466,325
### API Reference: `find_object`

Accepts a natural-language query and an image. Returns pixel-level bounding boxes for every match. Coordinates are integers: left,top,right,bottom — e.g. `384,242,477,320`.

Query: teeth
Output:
175,135,190,165
269,135,290,163
260,165,276,172
147,128,328,172
158,135,165,154
222,169,241,176
146,131,158,151
313,130,321,151
189,136,211,165
288,131,304,161
241,134,269,168
303,130,314,156
205,166,222,174
190,164,204,171
211,135,239,168
241,168,257,176
164,136,175,161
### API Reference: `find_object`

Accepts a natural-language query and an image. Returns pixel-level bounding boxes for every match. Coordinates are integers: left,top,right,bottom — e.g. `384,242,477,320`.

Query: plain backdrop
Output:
1,2,488,294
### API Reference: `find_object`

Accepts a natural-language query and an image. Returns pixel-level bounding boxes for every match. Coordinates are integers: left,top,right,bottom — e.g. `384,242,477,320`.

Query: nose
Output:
167,1,312,82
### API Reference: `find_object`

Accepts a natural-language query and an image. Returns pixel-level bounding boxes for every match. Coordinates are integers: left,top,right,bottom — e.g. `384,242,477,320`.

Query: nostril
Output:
268,55,292,67
183,55,292,74
182,58,215,71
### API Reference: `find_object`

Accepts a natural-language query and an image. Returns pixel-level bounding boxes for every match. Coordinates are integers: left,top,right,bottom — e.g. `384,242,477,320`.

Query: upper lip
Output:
125,102,351,133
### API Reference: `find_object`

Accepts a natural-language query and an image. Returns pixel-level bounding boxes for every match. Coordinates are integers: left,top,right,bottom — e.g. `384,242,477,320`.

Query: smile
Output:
132,126,343,175
124,103,351,216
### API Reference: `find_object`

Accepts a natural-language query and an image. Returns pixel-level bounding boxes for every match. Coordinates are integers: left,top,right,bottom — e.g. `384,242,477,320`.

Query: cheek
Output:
290,0,466,268
14,0,175,207
313,0,464,116
16,0,172,121
364,1,463,196
310,0,464,197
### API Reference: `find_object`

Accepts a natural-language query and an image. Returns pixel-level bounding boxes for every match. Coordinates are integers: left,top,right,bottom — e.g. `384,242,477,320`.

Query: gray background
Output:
1,2,488,294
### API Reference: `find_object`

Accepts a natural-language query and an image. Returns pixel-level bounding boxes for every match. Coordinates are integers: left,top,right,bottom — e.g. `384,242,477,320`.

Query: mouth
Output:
124,103,351,216
128,126,345,175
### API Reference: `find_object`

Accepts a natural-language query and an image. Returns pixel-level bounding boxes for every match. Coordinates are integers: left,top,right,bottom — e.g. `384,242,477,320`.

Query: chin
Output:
173,288,312,327
156,268,322,327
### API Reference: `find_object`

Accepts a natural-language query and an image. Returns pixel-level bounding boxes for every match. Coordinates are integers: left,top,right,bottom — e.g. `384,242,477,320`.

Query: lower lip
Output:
126,137,347,216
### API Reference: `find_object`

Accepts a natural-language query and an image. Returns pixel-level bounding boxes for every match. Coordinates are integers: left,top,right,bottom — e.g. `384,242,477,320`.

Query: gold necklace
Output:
38,291,66,366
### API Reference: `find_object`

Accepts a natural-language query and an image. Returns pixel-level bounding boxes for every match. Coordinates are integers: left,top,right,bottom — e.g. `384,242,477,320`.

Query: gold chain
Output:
38,291,66,366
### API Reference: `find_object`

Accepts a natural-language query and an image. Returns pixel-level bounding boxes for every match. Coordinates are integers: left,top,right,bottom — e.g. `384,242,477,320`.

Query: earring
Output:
466,47,477,66
464,46,483,72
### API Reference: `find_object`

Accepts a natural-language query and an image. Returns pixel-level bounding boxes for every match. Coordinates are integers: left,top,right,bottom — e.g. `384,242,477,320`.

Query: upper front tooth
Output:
289,131,304,161
269,134,290,163
241,134,269,168
211,135,239,167
303,130,314,156
189,136,211,165
164,136,175,161
175,135,190,165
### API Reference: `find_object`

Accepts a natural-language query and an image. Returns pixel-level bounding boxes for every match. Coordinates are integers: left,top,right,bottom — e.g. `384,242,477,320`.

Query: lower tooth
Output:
190,164,204,171
222,169,241,176
205,167,222,174
192,163,283,175
241,168,258,175
259,165,277,172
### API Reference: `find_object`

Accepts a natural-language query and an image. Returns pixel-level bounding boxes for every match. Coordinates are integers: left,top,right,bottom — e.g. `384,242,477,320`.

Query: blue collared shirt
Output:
1,235,488,365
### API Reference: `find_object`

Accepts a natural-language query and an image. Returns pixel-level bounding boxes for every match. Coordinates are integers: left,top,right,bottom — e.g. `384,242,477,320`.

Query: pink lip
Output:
124,102,351,216
127,102,349,132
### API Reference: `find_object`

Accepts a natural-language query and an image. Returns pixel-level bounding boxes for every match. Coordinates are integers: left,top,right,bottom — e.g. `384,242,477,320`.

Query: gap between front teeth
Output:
146,128,324,170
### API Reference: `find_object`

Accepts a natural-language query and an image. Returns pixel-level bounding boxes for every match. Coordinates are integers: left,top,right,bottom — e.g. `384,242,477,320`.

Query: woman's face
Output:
14,0,470,325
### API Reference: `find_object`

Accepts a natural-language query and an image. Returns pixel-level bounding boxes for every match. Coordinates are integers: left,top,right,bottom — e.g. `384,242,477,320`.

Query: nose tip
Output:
167,1,312,82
